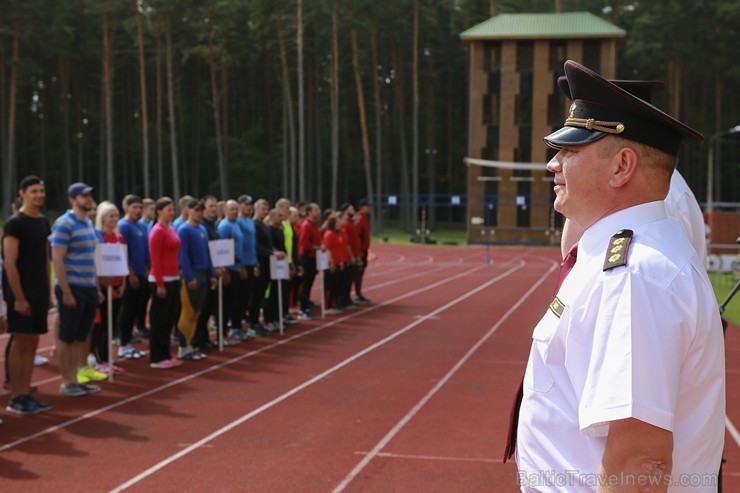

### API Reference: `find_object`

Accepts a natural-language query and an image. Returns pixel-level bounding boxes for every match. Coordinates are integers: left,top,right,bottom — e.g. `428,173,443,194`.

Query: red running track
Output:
0,243,737,492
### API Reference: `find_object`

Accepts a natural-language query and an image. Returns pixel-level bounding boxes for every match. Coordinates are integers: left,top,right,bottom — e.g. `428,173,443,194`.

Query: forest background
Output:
1,0,739,232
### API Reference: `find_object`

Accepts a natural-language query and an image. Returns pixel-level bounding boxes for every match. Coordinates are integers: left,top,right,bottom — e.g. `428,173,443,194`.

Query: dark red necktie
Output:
503,243,578,463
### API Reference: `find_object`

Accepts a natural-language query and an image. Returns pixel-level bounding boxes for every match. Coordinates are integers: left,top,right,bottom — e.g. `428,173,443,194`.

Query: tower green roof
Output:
460,12,625,41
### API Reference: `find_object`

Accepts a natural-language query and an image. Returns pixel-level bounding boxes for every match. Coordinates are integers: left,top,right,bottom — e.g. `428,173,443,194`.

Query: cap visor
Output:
544,126,607,149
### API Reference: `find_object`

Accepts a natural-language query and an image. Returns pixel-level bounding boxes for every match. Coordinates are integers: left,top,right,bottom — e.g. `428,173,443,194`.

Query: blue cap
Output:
68,182,94,199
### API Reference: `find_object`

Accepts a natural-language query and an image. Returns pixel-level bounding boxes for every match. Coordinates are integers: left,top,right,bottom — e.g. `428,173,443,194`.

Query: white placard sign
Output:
270,256,290,280
388,195,398,205
95,243,129,277
316,250,329,271
209,239,235,268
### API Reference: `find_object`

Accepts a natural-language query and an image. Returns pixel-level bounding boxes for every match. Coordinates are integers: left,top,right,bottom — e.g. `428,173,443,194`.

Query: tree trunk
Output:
191,59,201,196
411,0,420,232
669,56,681,119
391,42,410,230
156,31,164,197
276,16,296,200
330,5,339,209
136,3,151,197
371,24,382,234
426,82,436,229
297,0,305,200
103,12,115,200
221,63,229,171
59,57,72,186
166,14,180,200
208,21,228,198
314,70,323,205
282,98,288,196
3,21,20,219
350,29,374,219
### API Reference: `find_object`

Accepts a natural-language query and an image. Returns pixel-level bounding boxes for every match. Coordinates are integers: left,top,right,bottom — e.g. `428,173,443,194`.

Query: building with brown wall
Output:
460,12,625,244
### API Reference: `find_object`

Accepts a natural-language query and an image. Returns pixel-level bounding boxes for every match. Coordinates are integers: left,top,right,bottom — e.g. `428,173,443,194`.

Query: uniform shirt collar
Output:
579,201,667,258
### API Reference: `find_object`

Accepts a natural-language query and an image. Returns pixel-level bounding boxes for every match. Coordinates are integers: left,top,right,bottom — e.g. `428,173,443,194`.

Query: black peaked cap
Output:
557,77,665,104
545,61,703,156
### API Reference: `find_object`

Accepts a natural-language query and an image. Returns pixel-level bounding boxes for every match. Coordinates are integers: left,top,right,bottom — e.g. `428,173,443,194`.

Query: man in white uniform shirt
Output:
515,61,725,492
557,78,707,268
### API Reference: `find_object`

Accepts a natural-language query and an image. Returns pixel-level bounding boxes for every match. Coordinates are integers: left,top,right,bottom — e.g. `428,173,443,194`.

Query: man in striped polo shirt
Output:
51,182,102,397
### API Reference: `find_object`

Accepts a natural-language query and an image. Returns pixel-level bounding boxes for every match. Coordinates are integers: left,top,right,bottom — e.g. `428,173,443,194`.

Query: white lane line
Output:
0,254,468,394
726,416,740,448
353,451,498,464
108,260,528,492
0,253,507,454
331,258,559,493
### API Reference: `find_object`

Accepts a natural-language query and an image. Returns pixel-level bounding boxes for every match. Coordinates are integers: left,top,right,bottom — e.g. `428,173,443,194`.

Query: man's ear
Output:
609,146,638,189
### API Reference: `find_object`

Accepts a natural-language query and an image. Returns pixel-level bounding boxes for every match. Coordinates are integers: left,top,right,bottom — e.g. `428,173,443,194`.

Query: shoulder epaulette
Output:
603,229,633,271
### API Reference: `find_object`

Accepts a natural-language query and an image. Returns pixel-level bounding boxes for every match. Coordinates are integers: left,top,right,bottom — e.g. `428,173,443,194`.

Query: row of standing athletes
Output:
0,177,372,417
106,194,373,368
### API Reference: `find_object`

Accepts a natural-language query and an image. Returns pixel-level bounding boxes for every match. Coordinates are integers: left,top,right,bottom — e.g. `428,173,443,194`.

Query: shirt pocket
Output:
525,309,565,394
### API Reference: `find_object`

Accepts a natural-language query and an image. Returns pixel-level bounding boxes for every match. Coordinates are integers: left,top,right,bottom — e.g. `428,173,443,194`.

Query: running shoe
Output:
27,395,53,412
80,383,101,394
60,383,88,397
6,394,41,415
222,337,241,346
178,346,207,360
34,354,49,366
78,366,108,382
95,363,125,376
150,359,183,369
118,345,146,359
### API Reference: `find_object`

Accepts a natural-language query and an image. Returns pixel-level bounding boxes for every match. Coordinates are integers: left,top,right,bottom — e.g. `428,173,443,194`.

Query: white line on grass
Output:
108,259,528,492
331,258,559,493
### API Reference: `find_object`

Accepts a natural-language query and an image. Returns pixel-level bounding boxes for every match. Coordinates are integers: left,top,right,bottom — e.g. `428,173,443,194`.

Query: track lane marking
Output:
0,250,509,454
108,259,528,492
0,251,470,399
353,451,499,464
726,416,740,448
331,258,559,493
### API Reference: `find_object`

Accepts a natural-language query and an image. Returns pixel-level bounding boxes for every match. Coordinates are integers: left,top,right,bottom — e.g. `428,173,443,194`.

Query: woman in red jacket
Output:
323,213,347,315
147,197,182,369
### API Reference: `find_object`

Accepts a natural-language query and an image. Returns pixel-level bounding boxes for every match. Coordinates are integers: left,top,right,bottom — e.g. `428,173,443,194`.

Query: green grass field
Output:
372,222,468,246
711,272,740,326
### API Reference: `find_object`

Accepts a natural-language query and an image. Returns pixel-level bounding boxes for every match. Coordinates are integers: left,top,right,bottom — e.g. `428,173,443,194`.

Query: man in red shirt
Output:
297,203,322,318
354,199,371,304
339,203,362,309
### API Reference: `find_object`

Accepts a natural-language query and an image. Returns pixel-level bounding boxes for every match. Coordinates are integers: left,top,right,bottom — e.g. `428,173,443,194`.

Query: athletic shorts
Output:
6,290,50,335
56,285,99,343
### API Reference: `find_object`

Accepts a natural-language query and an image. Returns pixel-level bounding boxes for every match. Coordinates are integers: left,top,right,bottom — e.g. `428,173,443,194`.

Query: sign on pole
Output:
316,250,329,318
95,243,128,382
95,243,129,277
270,255,290,336
209,239,235,268
209,239,235,351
